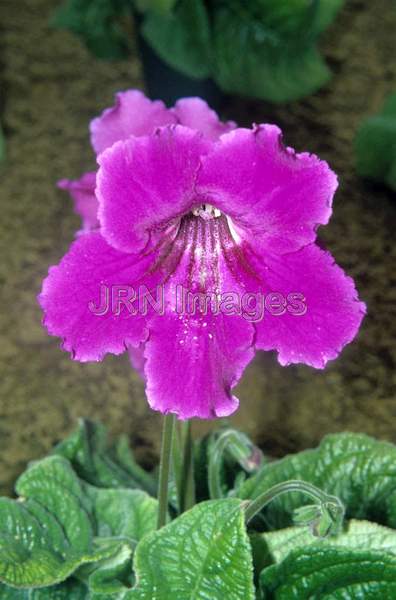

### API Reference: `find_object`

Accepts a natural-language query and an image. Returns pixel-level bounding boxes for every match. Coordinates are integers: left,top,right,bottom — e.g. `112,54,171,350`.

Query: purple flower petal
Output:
128,343,146,379
172,97,236,141
197,126,338,255
57,172,98,233
144,311,255,420
42,104,366,420
39,232,163,361
90,90,176,154
244,243,366,368
97,125,212,254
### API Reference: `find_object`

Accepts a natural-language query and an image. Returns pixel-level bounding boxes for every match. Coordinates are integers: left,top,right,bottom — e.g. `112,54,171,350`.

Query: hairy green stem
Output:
157,413,176,529
208,429,258,499
179,420,195,512
244,479,340,523
171,424,182,505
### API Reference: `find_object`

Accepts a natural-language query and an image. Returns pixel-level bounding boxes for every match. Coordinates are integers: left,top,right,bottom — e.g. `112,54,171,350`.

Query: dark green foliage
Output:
141,0,344,102
237,432,396,528
1,422,396,598
355,93,396,191
142,0,211,79
52,0,132,59
52,0,344,101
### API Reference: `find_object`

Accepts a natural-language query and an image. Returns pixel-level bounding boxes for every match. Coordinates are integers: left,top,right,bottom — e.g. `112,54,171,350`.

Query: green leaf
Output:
257,519,396,567
87,487,158,544
310,0,344,35
260,547,396,599
16,456,93,552
237,433,396,529
0,579,88,599
142,0,211,79
213,6,331,103
77,539,133,595
53,419,156,495
355,92,396,191
0,494,118,589
237,0,320,40
251,519,396,592
135,0,176,13
127,499,255,599
52,0,131,60
77,488,157,595
112,434,157,495
0,456,124,588
0,446,159,591
139,0,344,101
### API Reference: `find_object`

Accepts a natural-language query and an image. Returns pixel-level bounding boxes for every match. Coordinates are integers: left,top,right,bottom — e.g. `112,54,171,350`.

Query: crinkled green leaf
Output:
77,538,133,595
0,579,88,599
142,0,211,79
253,519,396,572
16,456,93,552
248,0,315,37
127,499,255,600
0,456,129,588
52,0,131,59
260,546,396,599
210,0,343,102
53,419,156,495
229,0,339,41
238,433,396,529
87,487,158,545
0,434,160,592
355,93,396,191
0,498,114,588
0,494,113,588
77,488,157,595
213,6,332,103
90,593,129,600
140,0,342,100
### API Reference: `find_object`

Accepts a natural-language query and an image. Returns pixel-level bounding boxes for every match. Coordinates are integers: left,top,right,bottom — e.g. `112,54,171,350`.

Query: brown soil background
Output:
0,0,395,494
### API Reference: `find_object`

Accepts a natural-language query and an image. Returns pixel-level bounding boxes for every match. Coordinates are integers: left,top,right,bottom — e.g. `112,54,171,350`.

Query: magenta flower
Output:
58,90,235,233
58,172,99,233
40,91,365,420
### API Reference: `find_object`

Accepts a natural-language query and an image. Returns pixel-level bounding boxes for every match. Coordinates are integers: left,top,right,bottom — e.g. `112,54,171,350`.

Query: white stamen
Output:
226,215,242,243
193,203,221,219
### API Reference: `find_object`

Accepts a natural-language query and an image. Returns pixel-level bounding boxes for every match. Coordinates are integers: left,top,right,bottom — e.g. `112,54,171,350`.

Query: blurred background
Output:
0,0,395,495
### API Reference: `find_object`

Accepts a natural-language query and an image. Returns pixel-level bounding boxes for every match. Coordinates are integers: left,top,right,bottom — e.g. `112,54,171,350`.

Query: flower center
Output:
192,203,222,220
149,206,255,297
